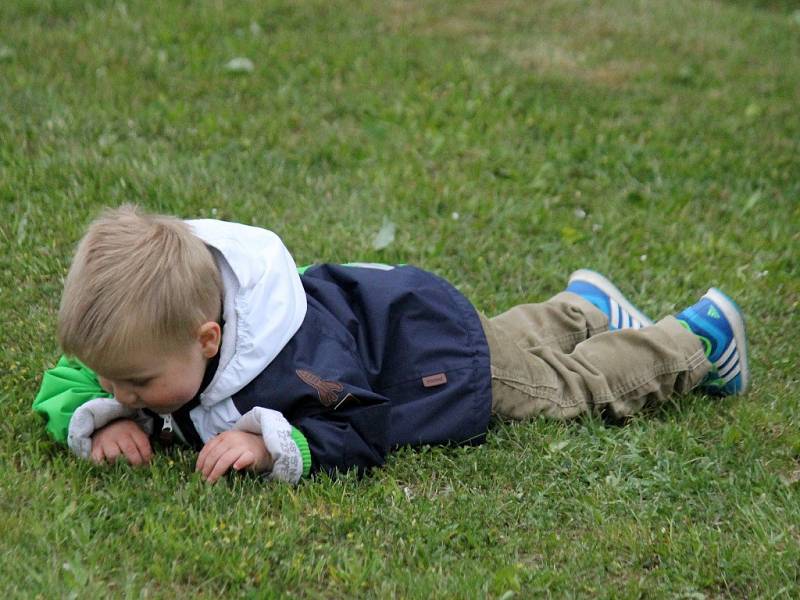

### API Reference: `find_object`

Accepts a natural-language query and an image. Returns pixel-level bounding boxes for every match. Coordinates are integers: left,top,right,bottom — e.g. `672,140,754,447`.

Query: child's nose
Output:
114,385,140,407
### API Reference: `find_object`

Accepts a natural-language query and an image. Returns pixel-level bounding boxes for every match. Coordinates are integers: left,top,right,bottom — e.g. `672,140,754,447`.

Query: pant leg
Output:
481,306,711,421
490,292,610,354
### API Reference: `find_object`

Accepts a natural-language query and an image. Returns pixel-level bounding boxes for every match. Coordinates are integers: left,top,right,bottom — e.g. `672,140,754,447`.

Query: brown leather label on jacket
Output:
422,373,447,388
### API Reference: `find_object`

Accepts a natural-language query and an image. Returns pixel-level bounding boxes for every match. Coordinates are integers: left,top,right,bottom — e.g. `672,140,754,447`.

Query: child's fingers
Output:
233,451,255,471
130,433,152,465
204,447,242,483
197,433,239,474
196,434,223,472
102,442,123,464
128,430,153,464
197,438,226,478
140,439,153,463
116,435,143,465
90,443,107,465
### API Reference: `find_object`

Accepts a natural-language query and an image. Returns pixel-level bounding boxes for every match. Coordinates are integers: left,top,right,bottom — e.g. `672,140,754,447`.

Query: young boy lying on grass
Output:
33,205,750,484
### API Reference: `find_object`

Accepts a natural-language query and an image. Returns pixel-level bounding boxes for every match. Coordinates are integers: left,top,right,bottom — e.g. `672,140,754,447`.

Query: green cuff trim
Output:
290,427,312,478
32,356,111,444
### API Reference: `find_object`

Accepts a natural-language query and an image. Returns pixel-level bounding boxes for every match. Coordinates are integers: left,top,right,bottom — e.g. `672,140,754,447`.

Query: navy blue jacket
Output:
178,264,492,476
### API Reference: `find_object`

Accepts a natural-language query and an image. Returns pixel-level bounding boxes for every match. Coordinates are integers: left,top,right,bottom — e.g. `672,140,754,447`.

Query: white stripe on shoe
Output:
612,298,644,330
568,269,654,329
610,299,620,329
716,339,736,370
717,346,738,378
722,363,741,384
704,288,750,394
719,356,739,379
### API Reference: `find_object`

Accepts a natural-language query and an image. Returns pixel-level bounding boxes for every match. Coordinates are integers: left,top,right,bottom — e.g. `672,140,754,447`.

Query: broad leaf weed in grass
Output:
1,0,799,597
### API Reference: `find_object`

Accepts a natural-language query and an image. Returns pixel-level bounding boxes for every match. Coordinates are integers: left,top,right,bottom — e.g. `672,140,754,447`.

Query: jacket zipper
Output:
159,414,174,444
158,413,187,446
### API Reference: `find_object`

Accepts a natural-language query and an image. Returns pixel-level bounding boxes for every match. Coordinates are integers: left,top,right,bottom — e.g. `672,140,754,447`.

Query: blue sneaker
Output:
566,269,653,330
676,288,750,396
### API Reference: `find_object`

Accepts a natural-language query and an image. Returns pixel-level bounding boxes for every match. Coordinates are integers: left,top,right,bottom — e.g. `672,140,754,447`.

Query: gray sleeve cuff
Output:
233,407,303,484
67,398,153,459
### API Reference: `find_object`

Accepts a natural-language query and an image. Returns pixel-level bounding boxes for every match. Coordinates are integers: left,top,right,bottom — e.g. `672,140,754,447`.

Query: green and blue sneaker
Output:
566,269,653,331
676,288,750,396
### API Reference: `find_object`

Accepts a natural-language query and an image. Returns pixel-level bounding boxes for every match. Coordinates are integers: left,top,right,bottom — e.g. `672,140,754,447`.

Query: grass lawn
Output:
2,0,799,597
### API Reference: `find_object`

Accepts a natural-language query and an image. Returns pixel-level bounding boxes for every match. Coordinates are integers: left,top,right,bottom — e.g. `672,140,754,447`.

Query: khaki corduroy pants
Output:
480,292,711,421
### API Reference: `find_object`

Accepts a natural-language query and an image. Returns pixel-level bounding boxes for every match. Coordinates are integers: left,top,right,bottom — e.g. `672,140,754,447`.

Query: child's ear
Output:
197,321,221,358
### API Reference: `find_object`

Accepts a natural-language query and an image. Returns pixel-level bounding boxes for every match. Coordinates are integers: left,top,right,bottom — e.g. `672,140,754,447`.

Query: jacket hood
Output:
186,219,307,407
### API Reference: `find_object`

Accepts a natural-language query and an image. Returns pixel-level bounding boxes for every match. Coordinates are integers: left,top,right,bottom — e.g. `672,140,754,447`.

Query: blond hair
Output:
58,204,222,372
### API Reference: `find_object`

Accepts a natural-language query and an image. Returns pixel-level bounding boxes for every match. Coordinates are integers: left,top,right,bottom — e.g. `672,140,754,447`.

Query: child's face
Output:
95,322,221,414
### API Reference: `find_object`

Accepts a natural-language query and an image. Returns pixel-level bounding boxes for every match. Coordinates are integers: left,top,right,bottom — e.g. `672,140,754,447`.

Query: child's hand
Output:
196,431,273,484
91,418,153,466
